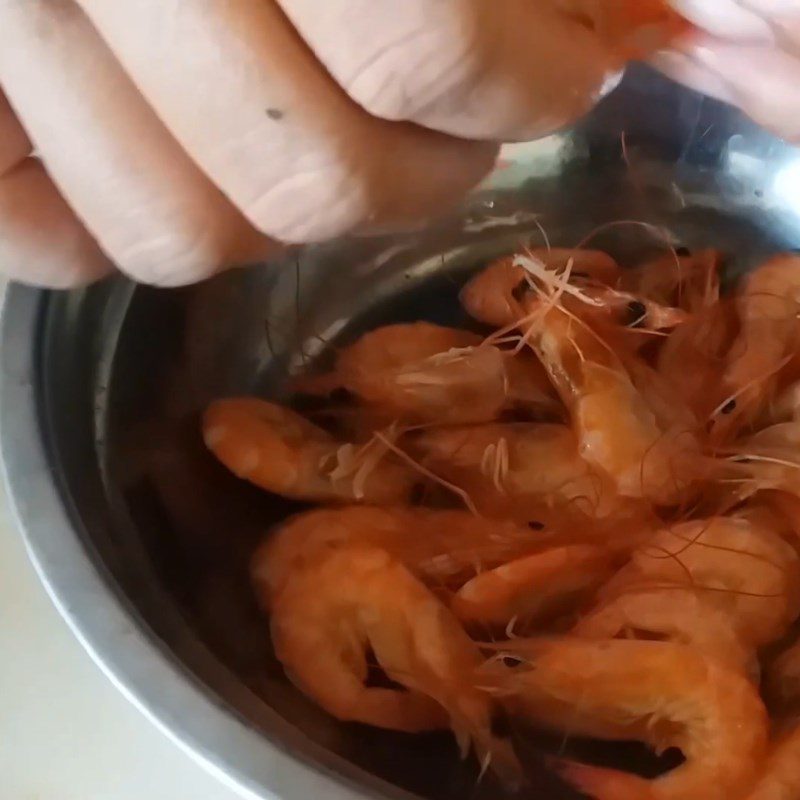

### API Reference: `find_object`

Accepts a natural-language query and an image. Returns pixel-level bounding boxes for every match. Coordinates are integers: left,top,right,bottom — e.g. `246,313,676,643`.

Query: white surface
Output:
0,483,242,800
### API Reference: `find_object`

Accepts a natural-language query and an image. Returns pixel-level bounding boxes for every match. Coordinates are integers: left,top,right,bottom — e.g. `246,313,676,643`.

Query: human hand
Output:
655,1,800,140
0,0,619,288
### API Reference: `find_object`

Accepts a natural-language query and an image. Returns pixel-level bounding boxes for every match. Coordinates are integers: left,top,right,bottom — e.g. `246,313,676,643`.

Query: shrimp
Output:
522,302,700,505
760,350,800,427
485,637,768,800
584,287,687,332
657,300,738,421
730,424,800,503
623,249,723,313
460,248,620,328
452,545,617,630
763,379,800,426
598,516,800,650
624,356,701,437
203,398,415,504
251,506,545,606
574,590,755,676
710,254,800,443
745,723,800,800
413,421,620,519
294,322,558,424
269,545,521,784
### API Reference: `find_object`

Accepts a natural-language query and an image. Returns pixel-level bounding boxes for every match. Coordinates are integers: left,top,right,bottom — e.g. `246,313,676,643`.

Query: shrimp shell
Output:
203,398,415,504
270,545,521,784
710,254,800,443
574,589,755,677
452,545,617,629
600,517,800,650
460,248,620,329
744,722,800,800
294,321,559,425
486,637,767,800
251,505,545,607
413,421,620,519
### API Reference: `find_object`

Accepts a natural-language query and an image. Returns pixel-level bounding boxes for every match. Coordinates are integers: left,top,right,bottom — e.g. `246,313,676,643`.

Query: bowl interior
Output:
23,67,800,800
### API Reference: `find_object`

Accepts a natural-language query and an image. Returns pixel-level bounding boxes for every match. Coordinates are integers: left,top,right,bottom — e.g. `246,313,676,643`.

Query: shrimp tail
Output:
557,760,655,800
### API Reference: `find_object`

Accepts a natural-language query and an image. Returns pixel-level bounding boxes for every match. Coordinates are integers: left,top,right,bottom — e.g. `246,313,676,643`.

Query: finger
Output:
0,90,110,287
656,35,800,140
0,90,30,173
274,0,620,141
650,50,737,105
0,159,111,288
0,0,272,286
74,0,498,244
668,0,783,39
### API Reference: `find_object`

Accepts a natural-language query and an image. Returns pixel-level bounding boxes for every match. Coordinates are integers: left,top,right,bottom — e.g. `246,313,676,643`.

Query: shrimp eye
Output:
721,399,737,415
528,521,545,531
511,280,531,302
626,300,648,327
676,246,691,256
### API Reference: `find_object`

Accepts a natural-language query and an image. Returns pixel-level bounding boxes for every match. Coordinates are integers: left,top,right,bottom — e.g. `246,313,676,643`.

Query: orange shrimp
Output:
657,300,738,422
762,379,800,427
710,254,800,443
622,249,723,313
203,398,415,504
269,545,521,784
599,516,800,651
758,490,800,549
584,287,687,332
451,545,617,630
485,637,768,800
624,355,701,436
523,302,700,505
295,322,558,424
460,248,620,329
574,590,755,677
413,421,620,518
251,506,545,606
730,424,800,503
744,722,800,800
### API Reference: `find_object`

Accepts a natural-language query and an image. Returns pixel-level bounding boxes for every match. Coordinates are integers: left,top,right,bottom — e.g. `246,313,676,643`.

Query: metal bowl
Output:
3,66,800,800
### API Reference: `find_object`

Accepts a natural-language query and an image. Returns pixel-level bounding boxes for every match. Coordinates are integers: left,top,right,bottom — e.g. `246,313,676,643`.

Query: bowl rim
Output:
0,281,411,800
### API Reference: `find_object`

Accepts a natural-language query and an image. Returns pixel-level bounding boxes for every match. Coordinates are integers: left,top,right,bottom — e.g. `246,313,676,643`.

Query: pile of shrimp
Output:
203,244,800,799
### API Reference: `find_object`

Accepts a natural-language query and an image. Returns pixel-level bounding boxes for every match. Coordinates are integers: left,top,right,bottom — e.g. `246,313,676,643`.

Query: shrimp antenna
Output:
372,431,481,517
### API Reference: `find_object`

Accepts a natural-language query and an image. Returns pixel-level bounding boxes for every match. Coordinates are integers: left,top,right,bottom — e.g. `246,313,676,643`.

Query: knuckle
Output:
111,223,229,286
244,163,367,243
343,20,473,122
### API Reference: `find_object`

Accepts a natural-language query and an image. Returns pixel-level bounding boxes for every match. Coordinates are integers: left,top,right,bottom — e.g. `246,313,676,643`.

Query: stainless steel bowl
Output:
4,66,800,800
